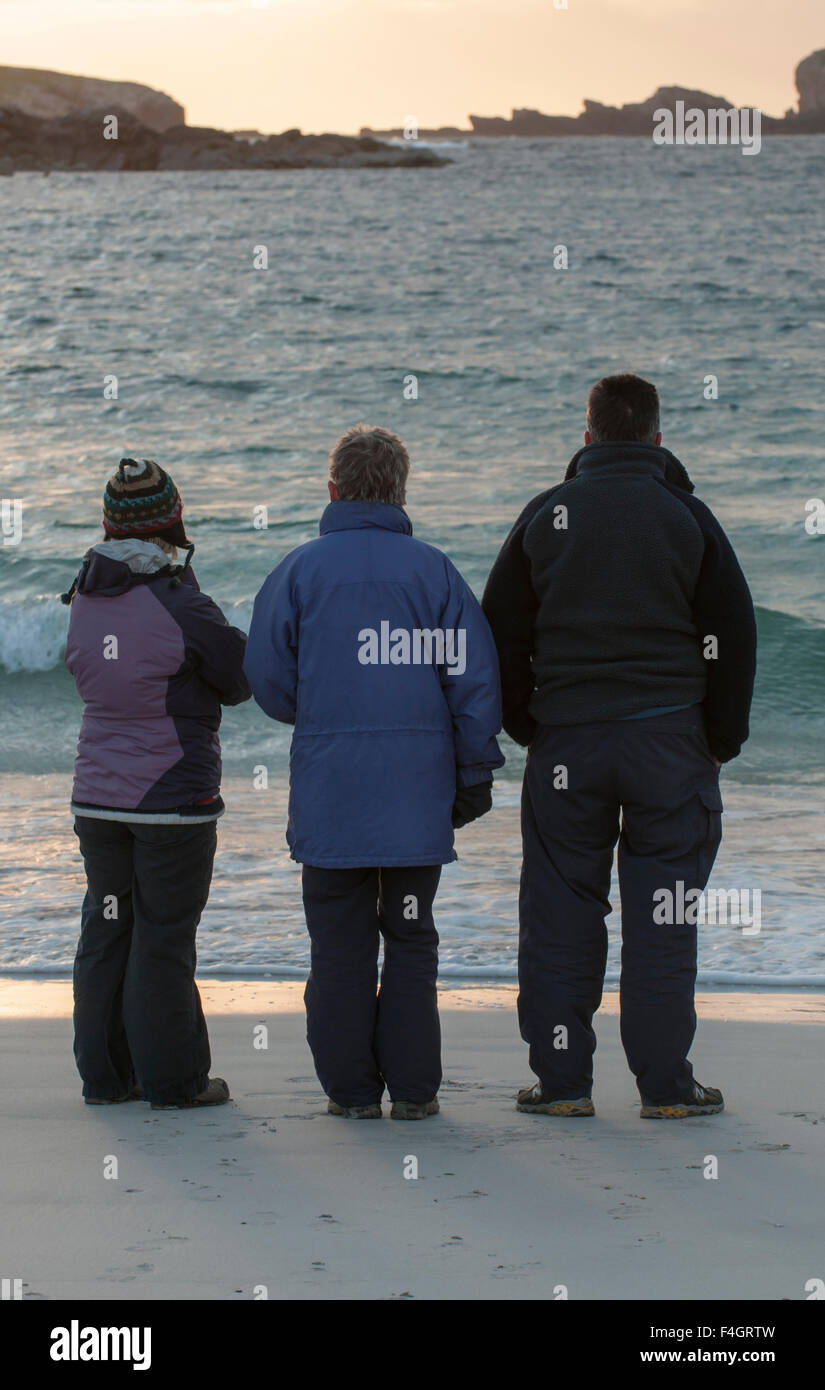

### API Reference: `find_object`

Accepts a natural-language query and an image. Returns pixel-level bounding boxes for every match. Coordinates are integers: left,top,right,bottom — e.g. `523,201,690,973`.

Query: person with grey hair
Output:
244,425,504,1120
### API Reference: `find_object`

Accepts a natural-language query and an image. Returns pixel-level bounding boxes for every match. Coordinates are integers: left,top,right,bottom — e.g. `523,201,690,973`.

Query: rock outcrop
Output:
0,66,184,131
0,107,450,173
795,49,825,114
623,86,735,115
361,51,825,141
468,87,753,138
465,68,825,138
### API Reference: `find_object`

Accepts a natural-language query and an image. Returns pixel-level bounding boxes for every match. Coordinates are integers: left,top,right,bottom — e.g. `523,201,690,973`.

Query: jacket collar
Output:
319,501,413,536
566,442,694,492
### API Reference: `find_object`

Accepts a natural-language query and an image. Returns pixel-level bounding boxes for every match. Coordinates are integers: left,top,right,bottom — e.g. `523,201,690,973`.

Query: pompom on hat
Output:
102,458,191,547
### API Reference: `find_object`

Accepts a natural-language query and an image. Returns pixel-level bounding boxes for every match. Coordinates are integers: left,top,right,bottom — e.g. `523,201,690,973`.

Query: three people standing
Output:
65,375,756,1121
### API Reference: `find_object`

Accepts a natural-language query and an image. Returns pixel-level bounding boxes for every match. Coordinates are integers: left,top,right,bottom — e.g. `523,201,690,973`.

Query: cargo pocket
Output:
696,779,723,888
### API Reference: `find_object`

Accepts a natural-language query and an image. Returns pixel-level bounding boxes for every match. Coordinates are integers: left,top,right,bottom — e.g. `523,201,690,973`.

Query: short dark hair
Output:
329,424,410,504
586,373,660,443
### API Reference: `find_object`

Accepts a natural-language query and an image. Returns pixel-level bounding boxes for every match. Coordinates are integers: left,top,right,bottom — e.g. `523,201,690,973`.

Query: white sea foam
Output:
0,594,251,675
0,599,69,673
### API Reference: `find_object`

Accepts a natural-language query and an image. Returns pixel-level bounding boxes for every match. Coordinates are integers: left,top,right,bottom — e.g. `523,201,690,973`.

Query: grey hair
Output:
329,424,410,505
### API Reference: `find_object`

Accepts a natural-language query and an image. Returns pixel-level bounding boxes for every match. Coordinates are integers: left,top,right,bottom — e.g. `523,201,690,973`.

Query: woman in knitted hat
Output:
63,459,251,1110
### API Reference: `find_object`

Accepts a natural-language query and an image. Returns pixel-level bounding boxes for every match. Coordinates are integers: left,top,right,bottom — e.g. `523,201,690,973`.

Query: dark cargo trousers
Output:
73,817,216,1104
302,864,442,1107
518,706,723,1106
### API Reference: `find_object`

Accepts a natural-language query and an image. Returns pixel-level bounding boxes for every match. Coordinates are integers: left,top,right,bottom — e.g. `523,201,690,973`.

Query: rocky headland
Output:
0,65,184,130
0,66,448,174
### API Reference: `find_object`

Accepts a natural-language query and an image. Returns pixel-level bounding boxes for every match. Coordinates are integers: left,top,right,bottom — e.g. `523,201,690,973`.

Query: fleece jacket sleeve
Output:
672,491,757,762
440,559,506,786
481,489,554,745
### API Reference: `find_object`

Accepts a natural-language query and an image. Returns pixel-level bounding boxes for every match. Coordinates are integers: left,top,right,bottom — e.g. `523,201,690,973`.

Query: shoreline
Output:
2,978,824,1022
2,972,824,993
3,772,823,984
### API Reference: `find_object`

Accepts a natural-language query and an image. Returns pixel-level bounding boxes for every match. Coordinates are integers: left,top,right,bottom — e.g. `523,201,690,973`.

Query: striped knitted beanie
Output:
102,458,190,546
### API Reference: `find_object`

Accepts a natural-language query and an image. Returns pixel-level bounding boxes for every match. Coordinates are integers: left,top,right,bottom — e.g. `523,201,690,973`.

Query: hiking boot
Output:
327,1099,382,1118
390,1099,440,1120
150,1077,230,1111
85,1085,143,1106
640,1082,724,1119
516,1084,595,1116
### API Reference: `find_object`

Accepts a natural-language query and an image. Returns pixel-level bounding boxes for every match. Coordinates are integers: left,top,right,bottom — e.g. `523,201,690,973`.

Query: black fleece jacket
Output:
481,443,757,762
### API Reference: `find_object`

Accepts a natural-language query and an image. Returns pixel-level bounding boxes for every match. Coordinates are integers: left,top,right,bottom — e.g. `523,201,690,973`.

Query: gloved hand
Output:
505,711,537,748
451,781,493,829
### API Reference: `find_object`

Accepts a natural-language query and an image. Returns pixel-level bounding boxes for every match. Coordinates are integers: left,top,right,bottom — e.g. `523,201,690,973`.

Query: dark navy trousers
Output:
302,864,442,1107
518,707,723,1106
73,817,216,1104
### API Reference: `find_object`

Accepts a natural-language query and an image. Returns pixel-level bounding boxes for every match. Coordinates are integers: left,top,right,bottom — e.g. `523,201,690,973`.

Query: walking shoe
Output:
640,1082,724,1119
327,1100,383,1118
516,1084,595,1116
150,1077,231,1110
390,1099,440,1120
85,1085,143,1106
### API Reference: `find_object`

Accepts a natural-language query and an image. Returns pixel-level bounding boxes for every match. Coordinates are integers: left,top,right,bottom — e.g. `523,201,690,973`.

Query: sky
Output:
1,0,823,134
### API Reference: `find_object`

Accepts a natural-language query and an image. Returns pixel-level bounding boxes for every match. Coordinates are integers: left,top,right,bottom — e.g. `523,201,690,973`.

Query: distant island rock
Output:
360,125,468,141
795,49,825,114
467,87,751,137
0,107,449,174
362,49,825,140
0,65,184,130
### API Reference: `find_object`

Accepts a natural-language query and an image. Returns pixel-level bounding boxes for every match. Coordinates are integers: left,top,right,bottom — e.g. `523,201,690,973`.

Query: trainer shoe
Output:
327,1099,382,1118
150,1077,230,1110
516,1084,595,1116
390,1099,440,1120
640,1082,724,1119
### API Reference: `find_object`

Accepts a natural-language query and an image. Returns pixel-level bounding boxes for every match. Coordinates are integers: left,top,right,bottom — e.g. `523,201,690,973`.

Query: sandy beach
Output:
2,979,823,1302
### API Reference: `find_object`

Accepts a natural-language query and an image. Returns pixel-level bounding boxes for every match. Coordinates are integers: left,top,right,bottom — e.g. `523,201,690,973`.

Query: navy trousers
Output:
302,864,442,1107
518,707,723,1106
73,817,216,1104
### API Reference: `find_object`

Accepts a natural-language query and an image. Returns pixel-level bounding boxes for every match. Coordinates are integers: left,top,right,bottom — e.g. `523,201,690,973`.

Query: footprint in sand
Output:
245,1211,282,1226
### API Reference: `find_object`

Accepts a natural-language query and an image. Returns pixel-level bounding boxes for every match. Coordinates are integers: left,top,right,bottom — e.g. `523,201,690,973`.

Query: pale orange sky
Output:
2,0,823,134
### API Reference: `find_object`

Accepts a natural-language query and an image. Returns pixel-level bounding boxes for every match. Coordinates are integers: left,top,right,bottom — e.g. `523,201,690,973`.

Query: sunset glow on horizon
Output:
1,0,823,134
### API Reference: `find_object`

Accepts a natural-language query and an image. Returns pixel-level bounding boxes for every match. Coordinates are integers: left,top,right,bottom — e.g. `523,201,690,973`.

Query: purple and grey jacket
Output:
65,539,251,823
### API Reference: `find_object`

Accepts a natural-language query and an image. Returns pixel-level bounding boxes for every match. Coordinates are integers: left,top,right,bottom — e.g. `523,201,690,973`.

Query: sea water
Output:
1,136,823,983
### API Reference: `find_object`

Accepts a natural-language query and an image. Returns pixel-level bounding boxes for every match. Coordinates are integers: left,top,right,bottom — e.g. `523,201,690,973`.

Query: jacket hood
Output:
564,442,695,493
62,539,200,603
94,538,173,572
75,540,174,598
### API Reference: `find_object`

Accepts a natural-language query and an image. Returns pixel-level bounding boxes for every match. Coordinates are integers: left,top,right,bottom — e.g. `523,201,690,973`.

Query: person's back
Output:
523,454,708,718
245,425,504,1119
483,374,757,1120
65,459,250,1111
248,500,499,867
67,541,246,816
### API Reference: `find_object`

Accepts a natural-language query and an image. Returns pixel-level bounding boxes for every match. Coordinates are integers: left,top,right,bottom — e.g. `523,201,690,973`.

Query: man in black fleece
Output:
482,374,756,1119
